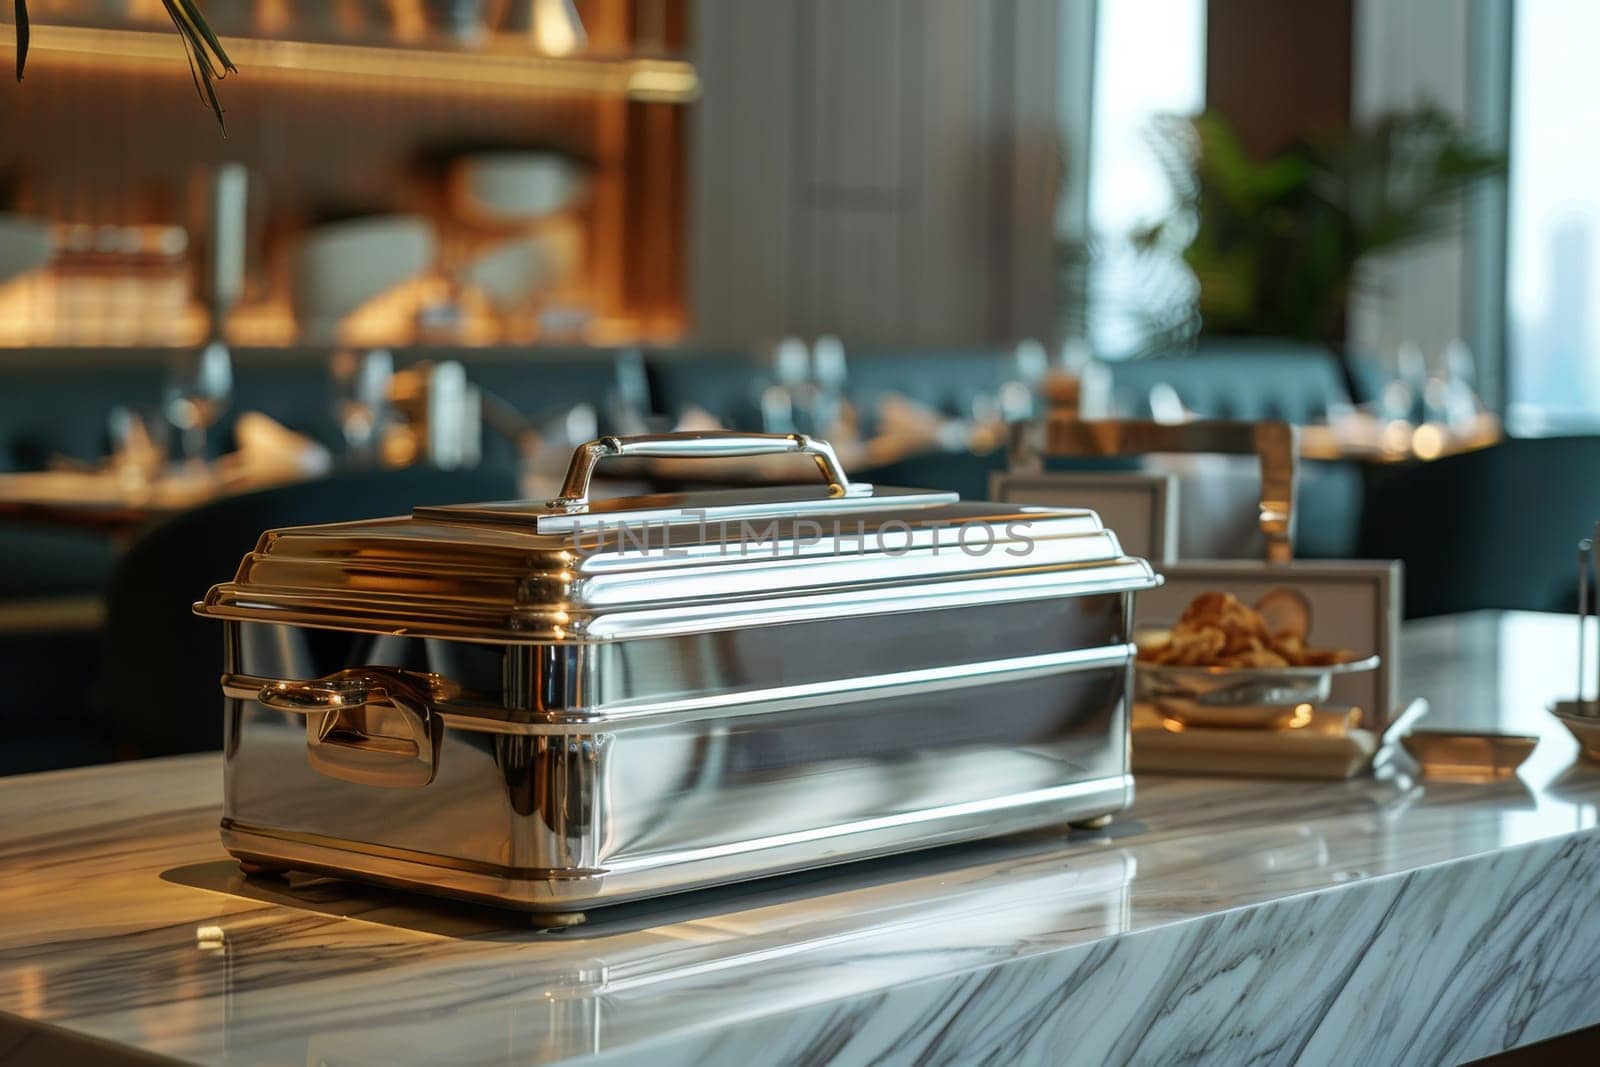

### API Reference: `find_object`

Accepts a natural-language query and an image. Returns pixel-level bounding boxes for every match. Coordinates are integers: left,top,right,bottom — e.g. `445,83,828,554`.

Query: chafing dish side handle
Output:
251,668,443,789
258,678,369,712
550,431,852,510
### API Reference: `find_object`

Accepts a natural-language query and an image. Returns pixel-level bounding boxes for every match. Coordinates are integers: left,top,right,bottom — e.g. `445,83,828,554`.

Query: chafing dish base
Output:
219,775,1134,916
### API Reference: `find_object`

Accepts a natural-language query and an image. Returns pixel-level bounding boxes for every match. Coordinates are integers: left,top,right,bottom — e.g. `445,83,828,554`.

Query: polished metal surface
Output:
196,437,1158,644
428,483,946,534
1545,545,1600,763
200,434,1157,911
257,667,447,788
220,614,1135,909
1011,418,1300,563
549,431,853,510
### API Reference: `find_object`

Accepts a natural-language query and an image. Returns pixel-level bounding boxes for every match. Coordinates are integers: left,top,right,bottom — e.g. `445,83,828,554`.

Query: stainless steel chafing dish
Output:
196,431,1159,917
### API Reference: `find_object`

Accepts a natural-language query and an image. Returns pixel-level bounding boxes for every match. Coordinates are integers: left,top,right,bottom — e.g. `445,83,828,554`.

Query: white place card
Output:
990,471,1178,565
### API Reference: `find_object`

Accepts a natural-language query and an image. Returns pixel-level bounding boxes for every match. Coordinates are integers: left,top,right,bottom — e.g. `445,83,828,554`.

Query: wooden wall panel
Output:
801,0,904,194
688,0,1060,347
687,0,797,344
1006,0,1066,345
901,0,996,345
791,0,906,338
794,206,903,339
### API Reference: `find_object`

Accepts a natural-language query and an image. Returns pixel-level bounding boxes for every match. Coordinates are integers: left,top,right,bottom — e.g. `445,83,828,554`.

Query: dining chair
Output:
95,462,520,760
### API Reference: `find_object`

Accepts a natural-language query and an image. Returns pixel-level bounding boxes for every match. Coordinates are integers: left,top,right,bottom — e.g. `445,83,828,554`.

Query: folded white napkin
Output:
231,412,333,479
874,393,945,446
672,406,724,433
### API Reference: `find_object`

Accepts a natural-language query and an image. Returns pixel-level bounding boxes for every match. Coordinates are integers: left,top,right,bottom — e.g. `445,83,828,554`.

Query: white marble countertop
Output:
4,610,1600,1065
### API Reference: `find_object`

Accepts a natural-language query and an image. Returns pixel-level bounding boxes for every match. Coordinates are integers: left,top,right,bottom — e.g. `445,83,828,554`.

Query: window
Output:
1086,0,1207,357
1507,0,1600,430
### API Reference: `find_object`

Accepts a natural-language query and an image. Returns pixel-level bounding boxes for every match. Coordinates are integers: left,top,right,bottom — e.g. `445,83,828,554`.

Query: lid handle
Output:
550,431,852,511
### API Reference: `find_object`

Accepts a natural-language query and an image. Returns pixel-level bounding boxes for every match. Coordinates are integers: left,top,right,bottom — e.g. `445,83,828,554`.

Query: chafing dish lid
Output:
196,432,1158,643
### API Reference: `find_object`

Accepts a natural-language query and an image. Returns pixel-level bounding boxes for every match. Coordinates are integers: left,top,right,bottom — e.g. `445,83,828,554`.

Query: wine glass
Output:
998,338,1049,422
330,347,395,461
606,347,653,436
107,406,167,496
163,339,234,471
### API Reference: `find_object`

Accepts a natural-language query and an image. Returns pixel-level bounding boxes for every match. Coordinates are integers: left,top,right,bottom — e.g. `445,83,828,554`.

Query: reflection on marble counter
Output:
3,611,1600,1065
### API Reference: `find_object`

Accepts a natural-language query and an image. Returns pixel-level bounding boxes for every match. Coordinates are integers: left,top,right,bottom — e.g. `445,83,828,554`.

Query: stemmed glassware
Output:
162,338,234,472
163,162,245,475
810,335,851,439
330,348,396,462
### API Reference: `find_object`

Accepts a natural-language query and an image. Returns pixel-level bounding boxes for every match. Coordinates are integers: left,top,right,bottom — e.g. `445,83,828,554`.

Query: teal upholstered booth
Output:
1101,340,1359,423
1358,436,1600,618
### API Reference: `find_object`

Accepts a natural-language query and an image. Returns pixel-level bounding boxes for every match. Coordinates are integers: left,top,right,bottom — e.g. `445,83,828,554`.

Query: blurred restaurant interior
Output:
2,0,1552,772
5,1,1600,1063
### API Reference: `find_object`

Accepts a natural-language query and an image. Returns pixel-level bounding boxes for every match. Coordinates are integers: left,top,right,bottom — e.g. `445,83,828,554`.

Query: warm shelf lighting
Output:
7,22,699,102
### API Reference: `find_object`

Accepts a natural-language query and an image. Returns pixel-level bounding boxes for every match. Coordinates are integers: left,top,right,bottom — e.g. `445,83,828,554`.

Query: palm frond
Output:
163,0,234,133
173,0,235,75
11,0,234,131
1135,107,1505,342
13,0,27,82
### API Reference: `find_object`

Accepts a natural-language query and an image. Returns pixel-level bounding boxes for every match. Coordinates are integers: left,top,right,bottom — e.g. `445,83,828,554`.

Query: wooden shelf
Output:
6,22,699,102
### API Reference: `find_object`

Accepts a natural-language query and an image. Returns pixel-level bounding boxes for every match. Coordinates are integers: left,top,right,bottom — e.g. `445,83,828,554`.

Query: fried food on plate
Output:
1138,588,1353,669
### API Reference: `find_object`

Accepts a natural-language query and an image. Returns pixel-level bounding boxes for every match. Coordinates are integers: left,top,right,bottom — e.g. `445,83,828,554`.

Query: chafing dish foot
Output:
529,911,587,930
1069,814,1114,831
237,860,290,879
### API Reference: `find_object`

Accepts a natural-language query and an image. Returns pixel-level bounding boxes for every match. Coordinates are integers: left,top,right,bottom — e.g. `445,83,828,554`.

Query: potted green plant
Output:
12,0,234,129
1130,106,1505,390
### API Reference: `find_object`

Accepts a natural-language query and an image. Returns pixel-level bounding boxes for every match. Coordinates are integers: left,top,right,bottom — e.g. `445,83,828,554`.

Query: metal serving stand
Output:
1009,418,1300,563
1550,526,1600,760
1008,416,1426,779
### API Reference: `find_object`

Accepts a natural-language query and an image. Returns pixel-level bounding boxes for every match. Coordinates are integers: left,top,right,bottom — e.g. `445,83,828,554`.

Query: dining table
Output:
0,468,222,535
